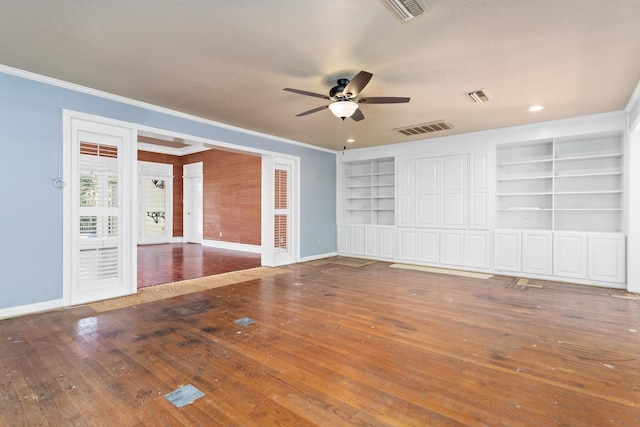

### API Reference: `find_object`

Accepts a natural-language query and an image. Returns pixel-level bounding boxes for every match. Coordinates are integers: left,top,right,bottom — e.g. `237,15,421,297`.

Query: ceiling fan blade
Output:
296,105,328,117
344,71,373,97
359,96,411,104
283,88,330,100
350,109,365,121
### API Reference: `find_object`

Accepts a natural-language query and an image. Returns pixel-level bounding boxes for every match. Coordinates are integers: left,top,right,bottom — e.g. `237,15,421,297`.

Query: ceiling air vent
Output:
394,120,454,136
386,0,429,21
466,89,490,103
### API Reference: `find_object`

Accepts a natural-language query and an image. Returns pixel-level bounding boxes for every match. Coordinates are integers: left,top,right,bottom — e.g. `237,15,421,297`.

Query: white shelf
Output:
498,158,552,166
498,192,553,196
555,153,623,162
343,157,395,225
497,175,553,181
555,208,622,211
497,132,624,232
555,172,622,178
498,208,551,211
556,190,622,195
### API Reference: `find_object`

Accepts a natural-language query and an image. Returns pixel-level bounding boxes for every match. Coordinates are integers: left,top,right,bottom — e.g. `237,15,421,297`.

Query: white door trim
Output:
62,110,137,306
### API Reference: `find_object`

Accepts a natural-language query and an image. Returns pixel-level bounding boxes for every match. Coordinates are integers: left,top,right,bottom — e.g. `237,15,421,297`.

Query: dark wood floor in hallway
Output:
137,243,262,288
2,259,640,425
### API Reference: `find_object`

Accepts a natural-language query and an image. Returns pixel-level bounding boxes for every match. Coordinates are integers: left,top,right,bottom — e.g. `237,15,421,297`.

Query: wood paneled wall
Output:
184,150,261,245
138,151,184,237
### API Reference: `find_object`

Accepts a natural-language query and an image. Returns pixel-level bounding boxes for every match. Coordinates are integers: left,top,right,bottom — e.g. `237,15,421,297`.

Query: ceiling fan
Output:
283,71,410,121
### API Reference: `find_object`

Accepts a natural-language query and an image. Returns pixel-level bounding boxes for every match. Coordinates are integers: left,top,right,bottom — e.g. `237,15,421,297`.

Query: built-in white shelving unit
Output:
496,140,554,230
496,132,624,232
337,125,627,287
344,157,395,225
553,133,624,232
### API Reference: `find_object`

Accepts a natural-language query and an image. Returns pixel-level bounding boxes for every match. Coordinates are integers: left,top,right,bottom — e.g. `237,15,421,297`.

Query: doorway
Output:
138,161,173,245
136,128,300,287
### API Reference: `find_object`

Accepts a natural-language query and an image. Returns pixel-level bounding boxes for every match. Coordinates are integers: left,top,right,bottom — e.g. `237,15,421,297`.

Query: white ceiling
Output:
2,0,640,151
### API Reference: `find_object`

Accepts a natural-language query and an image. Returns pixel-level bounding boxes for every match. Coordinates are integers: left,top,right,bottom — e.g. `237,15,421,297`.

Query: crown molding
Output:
0,64,337,155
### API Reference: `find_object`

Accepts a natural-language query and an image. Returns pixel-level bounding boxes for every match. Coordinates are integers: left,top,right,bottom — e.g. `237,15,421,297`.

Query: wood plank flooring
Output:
137,243,261,288
1,259,640,426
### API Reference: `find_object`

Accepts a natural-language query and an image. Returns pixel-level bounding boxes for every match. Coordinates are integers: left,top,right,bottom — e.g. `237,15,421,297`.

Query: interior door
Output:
64,113,136,306
183,162,203,244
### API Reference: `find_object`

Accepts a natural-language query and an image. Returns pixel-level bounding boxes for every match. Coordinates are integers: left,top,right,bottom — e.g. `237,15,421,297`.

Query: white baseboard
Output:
298,252,338,263
202,239,261,254
0,299,63,320
172,236,186,243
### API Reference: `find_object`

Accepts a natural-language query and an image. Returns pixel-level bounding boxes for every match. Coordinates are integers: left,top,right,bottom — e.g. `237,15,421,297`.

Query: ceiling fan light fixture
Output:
328,101,359,119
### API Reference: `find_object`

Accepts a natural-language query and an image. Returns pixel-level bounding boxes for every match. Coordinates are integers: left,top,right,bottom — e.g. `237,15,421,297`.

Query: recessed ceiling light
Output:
528,105,544,112
346,138,355,143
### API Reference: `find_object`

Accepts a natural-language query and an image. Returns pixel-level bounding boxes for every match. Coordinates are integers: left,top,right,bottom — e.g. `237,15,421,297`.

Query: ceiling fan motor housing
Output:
330,78,351,99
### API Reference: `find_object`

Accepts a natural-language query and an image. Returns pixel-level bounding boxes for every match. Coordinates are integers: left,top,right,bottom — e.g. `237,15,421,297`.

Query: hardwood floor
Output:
137,243,262,288
2,259,640,426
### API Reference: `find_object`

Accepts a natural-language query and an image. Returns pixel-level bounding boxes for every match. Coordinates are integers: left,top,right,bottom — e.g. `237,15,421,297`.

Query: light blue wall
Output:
0,71,336,310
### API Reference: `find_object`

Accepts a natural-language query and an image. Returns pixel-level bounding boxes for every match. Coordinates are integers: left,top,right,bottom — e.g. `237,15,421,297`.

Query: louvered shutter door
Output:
274,168,288,251
77,142,121,285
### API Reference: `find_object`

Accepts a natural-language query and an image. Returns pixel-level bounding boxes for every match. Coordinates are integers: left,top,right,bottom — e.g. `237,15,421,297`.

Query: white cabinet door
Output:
440,230,464,266
379,226,396,259
418,230,439,263
522,231,552,275
494,230,522,272
397,159,413,227
365,225,379,257
415,158,438,228
553,232,588,279
465,231,491,269
470,152,489,229
589,233,625,283
416,158,438,192
470,192,488,229
442,155,466,191
470,152,488,192
415,155,467,229
398,194,413,228
416,194,438,227
350,225,366,256
397,229,418,261
441,155,467,229
337,225,350,253
442,193,465,228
